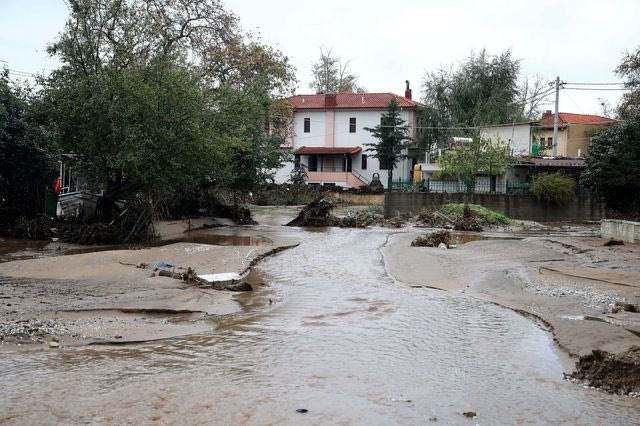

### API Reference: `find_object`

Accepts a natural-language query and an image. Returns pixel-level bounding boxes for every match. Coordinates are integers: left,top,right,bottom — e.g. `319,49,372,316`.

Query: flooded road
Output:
1,225,639,424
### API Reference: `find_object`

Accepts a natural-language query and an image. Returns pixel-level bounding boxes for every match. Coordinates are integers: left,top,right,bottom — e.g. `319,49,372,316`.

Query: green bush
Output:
440,203,511,225
531,173,576,205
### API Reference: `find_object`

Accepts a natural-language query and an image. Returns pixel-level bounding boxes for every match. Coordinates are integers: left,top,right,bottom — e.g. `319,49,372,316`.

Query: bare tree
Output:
518,75,552,120
309,47,364,93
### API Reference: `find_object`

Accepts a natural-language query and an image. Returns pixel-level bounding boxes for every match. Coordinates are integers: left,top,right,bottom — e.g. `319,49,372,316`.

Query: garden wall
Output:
384,192,604,222
601,219,640,243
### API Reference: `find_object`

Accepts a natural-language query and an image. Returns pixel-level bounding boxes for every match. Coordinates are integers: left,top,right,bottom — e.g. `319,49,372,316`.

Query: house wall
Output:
536,128,569,156
480,124,532,155
293,111,325,147
536,123,613,157
276,108,415,187
566,124,609,157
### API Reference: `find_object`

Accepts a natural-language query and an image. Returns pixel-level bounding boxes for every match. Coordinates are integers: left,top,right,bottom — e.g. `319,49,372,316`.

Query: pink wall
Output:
408,110,415,139
325,111,335,147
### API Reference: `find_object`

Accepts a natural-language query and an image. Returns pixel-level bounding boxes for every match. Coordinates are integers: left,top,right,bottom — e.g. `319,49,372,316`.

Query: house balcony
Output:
307,170,366,188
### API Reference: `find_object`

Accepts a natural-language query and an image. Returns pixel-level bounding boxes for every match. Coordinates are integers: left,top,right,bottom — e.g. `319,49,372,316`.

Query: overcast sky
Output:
2,0,639,116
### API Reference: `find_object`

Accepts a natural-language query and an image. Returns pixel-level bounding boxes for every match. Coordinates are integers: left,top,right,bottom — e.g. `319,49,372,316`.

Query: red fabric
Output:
54,177,61,194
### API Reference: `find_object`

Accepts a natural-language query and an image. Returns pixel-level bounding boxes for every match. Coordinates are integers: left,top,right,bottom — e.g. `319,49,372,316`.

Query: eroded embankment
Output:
382,229,640,395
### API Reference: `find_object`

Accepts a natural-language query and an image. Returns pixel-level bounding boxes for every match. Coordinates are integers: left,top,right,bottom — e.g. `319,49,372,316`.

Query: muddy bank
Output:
383,228,640,393
0,227,298,348
569,346,640,395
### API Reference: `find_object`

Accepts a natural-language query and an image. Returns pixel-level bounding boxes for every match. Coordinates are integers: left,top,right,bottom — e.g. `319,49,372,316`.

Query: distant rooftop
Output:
538,112,617,127
288,93,423,110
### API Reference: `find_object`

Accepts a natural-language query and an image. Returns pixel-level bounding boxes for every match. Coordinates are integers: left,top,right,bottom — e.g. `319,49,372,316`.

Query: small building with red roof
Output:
534,110,617,157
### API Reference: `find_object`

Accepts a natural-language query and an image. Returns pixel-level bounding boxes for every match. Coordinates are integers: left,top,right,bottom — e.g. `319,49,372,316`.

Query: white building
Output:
479,122,535,156
276,88,423,188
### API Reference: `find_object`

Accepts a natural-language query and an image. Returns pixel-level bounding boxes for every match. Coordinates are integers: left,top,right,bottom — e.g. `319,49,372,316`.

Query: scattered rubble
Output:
569,346,640,395
0,318,72,344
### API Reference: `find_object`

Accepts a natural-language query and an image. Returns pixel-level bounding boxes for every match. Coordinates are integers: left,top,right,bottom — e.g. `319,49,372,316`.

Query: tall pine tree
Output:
364,98,410,187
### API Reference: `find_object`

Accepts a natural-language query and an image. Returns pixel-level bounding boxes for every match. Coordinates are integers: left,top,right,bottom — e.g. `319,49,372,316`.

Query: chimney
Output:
405,80,412,100
325,93,337,107
542,110,553,119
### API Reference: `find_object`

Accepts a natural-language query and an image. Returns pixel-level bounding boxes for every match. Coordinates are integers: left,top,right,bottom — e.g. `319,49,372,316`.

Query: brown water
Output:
0,232,271,263
1,226,640,424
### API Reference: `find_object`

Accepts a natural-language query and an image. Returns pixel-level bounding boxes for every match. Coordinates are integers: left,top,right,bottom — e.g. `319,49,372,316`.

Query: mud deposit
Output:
570,346,640,395
1,225,639,424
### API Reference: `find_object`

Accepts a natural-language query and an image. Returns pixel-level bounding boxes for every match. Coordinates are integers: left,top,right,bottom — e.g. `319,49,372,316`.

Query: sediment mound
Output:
569,346,640,395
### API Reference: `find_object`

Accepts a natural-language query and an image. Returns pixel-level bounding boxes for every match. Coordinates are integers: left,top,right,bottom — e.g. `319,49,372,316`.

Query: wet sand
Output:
384,230,640,358
0,221,298,347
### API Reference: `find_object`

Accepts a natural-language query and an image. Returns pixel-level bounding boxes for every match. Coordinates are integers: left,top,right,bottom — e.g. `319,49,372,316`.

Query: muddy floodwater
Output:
1,224,640,424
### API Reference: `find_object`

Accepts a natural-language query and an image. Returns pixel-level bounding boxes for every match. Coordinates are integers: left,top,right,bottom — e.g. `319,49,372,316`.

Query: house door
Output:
346,156,352,172
490,175,497,193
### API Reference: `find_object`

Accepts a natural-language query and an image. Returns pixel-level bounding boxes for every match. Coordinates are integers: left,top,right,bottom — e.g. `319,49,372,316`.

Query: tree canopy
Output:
0,70,56,223
309,47,364,93
582,113,640,215
43,0,296,204
419,49,550,152
616,46,640,120
436,135,513,192
363,97,410,185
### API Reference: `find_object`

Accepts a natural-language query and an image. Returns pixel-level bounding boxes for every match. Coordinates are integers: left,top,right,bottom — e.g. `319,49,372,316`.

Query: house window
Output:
361,154,368,170
539,137,545,146
308,155,318,172
547,137,553,148
349,117,356,133
304,117,310,133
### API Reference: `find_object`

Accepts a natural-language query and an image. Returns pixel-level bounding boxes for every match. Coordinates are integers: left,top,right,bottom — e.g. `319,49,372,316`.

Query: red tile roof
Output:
294,146,362,155
288,93,423,110
538,112,616,127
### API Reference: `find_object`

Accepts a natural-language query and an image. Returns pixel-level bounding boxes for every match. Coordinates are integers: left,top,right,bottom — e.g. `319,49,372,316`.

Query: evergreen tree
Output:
364,98,410,187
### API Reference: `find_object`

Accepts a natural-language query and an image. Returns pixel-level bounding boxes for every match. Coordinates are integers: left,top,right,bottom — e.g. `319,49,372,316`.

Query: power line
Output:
563,87,630,91
563,82,624,86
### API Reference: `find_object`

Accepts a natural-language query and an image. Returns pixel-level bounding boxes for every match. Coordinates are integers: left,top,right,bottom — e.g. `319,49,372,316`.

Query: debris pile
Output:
286,194,340,227
65,222,123,245
416,208,450,228
120,261,253,292
11,215,61,240
411,230,451,248
569,346,640,395
453,204,483,232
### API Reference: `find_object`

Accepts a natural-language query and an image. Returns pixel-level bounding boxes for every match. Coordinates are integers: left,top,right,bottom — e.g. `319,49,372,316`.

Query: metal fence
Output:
390,178,590,195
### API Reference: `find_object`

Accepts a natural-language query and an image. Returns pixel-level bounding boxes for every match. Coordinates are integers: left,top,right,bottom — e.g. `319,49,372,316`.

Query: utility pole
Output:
552,76,560,157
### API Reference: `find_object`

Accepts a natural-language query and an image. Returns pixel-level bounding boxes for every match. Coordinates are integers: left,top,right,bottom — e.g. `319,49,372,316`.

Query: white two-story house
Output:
275,86,422,188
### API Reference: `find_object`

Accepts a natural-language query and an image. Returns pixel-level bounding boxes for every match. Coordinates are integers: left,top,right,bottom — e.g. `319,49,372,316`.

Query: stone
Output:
438,243,448,250
49,341,60,348
463,411,477,418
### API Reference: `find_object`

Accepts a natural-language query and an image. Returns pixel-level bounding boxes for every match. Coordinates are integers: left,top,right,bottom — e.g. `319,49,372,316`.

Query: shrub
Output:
440,203,511,225
531,173,576,205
